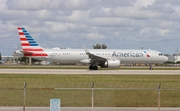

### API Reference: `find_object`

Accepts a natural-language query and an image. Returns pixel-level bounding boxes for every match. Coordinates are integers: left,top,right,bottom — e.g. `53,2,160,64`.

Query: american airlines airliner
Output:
17,27,168,70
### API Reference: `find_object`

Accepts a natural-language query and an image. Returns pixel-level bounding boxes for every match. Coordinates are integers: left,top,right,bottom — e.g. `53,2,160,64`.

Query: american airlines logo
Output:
143,51,150,57
112,51,144,57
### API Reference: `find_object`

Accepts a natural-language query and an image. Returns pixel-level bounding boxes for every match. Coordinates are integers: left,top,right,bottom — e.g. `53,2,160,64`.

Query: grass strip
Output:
0,74,180,107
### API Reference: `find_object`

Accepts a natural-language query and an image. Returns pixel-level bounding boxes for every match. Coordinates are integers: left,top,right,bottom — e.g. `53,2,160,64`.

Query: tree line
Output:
93,44,107,49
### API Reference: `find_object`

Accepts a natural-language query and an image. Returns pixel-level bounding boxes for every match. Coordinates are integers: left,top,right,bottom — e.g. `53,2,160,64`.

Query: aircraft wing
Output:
82,45,115,65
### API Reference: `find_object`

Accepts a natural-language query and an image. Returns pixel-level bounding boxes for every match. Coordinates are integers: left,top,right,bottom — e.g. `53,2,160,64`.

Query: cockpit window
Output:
159,53,163,56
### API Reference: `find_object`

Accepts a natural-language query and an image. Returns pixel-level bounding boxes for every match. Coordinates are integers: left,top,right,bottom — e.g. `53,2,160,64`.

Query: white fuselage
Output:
30,49,168,64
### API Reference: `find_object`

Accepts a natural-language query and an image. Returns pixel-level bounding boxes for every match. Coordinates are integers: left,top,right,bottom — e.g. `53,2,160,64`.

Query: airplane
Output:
17,27,168,70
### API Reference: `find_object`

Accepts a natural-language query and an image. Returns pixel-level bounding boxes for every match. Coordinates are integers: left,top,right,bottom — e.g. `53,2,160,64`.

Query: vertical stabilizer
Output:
17,27,48,57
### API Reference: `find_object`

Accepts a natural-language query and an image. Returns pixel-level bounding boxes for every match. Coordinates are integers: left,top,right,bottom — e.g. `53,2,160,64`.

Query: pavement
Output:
0,69,180,75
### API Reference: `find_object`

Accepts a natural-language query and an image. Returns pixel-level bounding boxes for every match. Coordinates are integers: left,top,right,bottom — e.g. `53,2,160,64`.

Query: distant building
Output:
165,54,180,63
1,56,17,63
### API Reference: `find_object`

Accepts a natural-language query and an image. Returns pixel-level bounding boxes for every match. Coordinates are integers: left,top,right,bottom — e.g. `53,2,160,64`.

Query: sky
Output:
1,0,180,56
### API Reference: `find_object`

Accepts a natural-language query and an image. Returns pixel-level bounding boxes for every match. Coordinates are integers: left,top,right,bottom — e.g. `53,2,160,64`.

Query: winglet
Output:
82,45,90,55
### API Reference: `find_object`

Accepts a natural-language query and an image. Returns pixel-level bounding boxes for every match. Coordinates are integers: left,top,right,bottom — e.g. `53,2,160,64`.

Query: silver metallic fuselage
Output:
30,49,168,64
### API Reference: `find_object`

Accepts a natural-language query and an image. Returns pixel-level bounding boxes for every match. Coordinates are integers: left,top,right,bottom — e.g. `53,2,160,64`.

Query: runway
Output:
0,69,180,74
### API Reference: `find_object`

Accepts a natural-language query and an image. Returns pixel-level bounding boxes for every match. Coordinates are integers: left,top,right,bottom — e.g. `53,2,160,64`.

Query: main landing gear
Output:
89,65,98,70
149,64,153,70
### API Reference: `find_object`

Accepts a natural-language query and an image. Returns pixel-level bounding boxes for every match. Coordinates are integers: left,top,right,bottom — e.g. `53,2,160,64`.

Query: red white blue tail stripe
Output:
17,27,48,57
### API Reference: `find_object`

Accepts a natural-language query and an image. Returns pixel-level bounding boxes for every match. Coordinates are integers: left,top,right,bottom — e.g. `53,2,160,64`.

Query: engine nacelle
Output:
102,59,121,68
80,59,91,64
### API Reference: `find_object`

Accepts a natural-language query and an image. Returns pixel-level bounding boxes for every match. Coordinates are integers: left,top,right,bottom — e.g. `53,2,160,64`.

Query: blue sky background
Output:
1,0,180,56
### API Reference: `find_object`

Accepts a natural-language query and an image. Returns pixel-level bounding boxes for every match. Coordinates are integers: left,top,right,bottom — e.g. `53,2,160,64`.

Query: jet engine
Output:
101,59,120,68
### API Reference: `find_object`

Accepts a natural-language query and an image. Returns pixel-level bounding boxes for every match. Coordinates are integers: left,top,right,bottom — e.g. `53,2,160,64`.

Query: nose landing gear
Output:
149,64,153,70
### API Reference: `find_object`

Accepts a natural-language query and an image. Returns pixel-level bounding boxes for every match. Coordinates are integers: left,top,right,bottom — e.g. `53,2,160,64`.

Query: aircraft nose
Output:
163,56,168,62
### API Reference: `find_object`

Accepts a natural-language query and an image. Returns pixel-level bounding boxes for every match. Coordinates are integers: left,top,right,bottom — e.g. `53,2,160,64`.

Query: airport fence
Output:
0,82,180,109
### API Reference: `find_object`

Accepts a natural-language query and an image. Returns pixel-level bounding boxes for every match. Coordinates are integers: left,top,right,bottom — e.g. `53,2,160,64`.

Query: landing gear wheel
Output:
89,65,94,70
89,65,98,70
93,66,98,70
149,64,153,70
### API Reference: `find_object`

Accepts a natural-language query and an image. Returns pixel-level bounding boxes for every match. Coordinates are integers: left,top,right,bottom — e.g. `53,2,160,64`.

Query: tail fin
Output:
17,27,48,57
